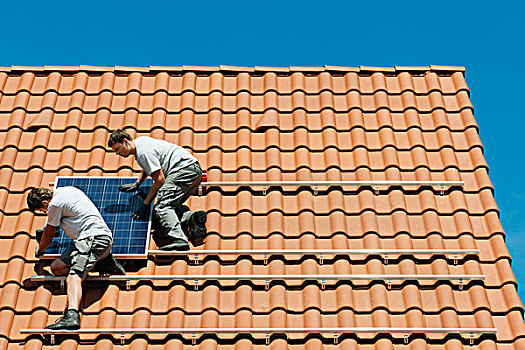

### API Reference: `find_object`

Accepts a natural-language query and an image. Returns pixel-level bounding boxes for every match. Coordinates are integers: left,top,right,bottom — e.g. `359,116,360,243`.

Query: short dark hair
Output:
108,129,133,147
27,187,53,212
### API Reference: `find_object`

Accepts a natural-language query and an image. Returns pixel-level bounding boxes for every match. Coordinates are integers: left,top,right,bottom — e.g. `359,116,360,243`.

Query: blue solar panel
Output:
43,177,153,258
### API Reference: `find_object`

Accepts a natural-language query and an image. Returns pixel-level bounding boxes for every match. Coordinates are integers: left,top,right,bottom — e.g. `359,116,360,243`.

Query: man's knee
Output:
50,259,69,276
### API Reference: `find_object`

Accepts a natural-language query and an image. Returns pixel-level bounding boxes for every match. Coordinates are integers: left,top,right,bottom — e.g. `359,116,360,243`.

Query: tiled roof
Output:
0,65,523,349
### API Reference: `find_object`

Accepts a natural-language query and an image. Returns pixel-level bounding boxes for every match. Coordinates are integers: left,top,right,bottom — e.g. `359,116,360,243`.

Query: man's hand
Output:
118,182,140,192
131,203,150,221
35,247,44,259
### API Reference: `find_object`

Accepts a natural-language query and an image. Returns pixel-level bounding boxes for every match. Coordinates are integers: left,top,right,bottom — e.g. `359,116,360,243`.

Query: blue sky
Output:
1,1,524,300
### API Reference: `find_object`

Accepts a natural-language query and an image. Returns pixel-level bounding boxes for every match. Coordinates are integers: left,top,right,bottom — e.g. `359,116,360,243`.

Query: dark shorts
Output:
59,235,112,278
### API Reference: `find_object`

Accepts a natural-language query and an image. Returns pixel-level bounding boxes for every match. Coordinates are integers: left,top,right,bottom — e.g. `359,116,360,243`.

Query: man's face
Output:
111,140,132,158
35,200,50,214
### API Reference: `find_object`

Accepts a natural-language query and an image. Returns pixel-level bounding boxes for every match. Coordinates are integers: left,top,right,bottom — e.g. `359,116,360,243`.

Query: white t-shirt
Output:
46,187,112,240
134,136,197,176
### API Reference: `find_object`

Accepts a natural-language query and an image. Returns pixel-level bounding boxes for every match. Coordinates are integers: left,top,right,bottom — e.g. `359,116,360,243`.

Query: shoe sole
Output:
97,255,126,275
190,211,207,246
45,325,80,330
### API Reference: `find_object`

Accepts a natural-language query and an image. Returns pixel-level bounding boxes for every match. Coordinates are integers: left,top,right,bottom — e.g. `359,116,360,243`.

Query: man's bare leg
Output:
66,274,82,311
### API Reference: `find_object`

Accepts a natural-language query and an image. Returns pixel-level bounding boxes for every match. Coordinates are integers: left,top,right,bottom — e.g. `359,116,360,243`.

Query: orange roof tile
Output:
0,66,522,349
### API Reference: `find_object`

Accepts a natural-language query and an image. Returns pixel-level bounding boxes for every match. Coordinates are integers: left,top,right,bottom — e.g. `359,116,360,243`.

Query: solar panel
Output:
42,177,153,259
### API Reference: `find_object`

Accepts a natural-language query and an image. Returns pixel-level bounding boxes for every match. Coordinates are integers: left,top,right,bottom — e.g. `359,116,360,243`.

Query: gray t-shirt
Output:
134,136,197,176
46,187,112,240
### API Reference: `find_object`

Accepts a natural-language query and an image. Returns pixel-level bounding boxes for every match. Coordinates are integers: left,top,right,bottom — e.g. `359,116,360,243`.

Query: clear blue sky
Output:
1,1,524,300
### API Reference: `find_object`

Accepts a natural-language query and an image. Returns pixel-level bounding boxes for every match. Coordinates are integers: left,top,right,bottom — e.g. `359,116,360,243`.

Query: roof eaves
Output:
324,65,360,72
149,66,183,72
430,65,466,74
359,66,396,73
183,65,219,72
79,65,114,72
220,65,255,73
44,66,84,72
289,66,325,72
254,66,290,73
395,66,430,72
114,66,150,73
11,66,45,72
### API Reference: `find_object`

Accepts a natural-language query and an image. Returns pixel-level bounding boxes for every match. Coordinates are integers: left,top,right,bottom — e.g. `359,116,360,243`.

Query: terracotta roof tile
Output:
0,67,522,349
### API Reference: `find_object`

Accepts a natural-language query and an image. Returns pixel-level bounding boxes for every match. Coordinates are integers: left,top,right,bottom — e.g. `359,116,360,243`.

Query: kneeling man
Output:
27,186,124,330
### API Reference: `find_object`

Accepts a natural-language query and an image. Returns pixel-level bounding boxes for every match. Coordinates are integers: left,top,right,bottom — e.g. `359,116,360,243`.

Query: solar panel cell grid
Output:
43,177,153,258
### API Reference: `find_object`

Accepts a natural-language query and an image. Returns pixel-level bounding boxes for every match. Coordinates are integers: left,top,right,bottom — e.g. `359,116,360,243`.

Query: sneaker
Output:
188,211,207,246
45,309,80,330
94,254,126,275
159,241,190,251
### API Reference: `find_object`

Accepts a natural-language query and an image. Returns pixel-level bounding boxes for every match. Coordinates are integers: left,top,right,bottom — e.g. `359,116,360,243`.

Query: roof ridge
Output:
0,65,465,74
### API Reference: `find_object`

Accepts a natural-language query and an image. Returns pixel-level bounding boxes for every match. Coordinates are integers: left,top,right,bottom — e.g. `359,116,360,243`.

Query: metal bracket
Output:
198,185,203,196
383,254,389,265
453,253,458,265
387,280,392,290
194,280,199,291
319,254,324,265
374,185,380,195
60,280,65,291
120,333,125,345
126,280,131,291
49,334,55,345
458,279,464,291
264,254,268,265
404,333,409,344
469,332,474,345
265,280,270,291
440,185,445,196
321,280,326,290
313,185,319,196
333,332,339,344
266,332,270,345
263,186,267,196
194,254,199,265
192,332,197,345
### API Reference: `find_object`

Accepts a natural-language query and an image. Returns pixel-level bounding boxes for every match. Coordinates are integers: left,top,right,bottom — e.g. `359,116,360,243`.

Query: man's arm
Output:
144,169,165,205
131,169,165,221
36,224,58,256
136,170,148,185
118,170,148,192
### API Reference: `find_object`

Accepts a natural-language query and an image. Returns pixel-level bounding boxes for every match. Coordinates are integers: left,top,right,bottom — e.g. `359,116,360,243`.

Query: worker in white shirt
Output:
27,186,125,330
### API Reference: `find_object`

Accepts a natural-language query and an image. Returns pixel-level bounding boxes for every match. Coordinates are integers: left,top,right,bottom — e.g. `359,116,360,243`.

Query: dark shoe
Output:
45,309,80,330
159,241,190,251
94,254,126,275
188,211,207,246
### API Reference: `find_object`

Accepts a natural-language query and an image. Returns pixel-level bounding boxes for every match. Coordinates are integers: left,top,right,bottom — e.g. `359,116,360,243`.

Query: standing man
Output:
107,129,207,251
27,186,125,330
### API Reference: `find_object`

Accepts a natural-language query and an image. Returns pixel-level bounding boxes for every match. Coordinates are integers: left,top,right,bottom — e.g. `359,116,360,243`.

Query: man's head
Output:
108,129,135,158
27,187,53,213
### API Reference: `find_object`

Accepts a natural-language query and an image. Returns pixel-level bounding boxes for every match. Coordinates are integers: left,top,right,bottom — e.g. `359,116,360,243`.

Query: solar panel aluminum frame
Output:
40,176,153,259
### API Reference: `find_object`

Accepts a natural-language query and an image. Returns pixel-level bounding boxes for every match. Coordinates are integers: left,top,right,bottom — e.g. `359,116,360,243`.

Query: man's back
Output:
134,136,197,176
46,187,112,240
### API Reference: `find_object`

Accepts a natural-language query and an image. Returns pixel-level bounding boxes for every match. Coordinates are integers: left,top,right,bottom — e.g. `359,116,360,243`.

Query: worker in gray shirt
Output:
108,129,207,251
